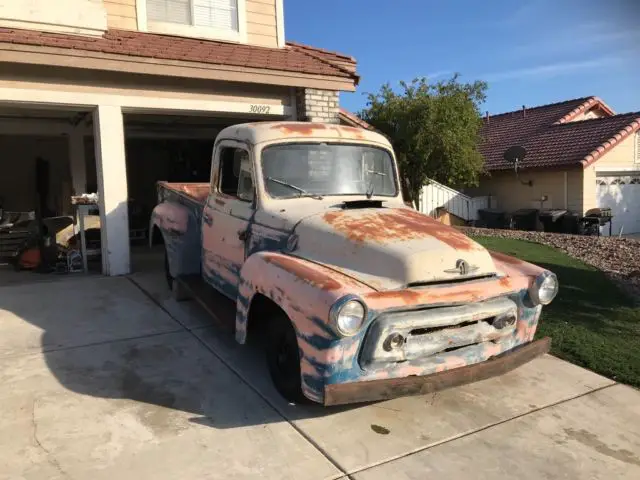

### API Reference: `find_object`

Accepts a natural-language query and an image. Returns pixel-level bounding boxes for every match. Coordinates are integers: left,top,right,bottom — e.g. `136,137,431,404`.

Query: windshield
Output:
261,143,397,199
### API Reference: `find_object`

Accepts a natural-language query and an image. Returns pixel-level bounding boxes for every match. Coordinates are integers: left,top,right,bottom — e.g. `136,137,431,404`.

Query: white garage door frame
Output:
596,170,640,236
0,81,295,276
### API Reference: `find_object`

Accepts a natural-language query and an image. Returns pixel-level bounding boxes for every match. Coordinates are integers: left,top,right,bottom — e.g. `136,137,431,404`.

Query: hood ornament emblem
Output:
445,259,479,276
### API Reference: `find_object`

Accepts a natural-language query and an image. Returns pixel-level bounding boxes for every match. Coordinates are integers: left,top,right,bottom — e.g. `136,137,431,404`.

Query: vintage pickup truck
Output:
150,122,558,406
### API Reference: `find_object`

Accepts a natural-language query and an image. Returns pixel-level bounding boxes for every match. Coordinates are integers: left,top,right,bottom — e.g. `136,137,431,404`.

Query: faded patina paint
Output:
150,122,556,404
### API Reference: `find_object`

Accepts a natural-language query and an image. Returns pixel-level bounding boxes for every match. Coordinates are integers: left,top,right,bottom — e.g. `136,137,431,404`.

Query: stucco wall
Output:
471,169,585,213
594,132,639,169
0,0,107,35
570,108,607,122
582,164,597,212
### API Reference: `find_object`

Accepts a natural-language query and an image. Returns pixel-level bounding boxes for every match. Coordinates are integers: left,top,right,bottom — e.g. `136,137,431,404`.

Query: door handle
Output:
238,229,248,241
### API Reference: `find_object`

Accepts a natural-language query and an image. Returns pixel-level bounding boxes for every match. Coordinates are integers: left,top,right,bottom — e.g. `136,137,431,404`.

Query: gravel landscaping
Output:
462,227,640,302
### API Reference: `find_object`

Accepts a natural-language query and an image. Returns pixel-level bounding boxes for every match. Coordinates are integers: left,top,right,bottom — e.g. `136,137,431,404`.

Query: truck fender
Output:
150,202,201,278
235,251,372,402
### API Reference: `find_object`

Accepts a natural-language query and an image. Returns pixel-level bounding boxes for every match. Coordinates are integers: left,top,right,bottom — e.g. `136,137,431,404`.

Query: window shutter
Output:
193,0,238,31
147,0,191,25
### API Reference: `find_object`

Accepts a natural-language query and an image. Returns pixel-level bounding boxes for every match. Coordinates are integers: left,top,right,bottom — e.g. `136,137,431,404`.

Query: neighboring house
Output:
468,97,640,235
338,107,374,129
0,0,359,276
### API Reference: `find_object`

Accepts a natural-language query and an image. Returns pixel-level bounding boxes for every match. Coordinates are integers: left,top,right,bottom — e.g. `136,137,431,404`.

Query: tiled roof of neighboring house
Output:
338,108,374,130
0,27,358,81
480,96,639,171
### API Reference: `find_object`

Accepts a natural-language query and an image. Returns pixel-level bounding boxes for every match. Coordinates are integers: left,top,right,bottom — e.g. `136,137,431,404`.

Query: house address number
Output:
249,104,271,114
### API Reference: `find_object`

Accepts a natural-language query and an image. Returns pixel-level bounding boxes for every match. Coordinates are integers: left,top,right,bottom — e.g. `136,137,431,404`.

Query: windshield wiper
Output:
366,170,387,199
265,176,323,199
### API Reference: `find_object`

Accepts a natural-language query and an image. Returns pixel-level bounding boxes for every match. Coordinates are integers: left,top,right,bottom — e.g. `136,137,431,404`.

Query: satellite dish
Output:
503,145,527,164
503,145,532,185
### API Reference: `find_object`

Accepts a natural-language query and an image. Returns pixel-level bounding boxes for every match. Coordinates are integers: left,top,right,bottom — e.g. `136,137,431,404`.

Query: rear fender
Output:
150,202,201,277
236,251,372,403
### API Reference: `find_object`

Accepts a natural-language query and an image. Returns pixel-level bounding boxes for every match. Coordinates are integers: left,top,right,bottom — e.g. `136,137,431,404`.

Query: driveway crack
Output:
31,398,70,479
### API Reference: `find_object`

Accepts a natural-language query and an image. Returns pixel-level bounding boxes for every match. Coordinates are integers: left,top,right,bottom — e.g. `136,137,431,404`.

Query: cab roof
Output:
217,122,391,147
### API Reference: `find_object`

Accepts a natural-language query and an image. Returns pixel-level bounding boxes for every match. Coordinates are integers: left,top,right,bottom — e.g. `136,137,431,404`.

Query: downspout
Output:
563,171,568,209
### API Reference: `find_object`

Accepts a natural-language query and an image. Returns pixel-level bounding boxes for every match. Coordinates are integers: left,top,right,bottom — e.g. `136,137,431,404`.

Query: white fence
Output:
419,179,492,222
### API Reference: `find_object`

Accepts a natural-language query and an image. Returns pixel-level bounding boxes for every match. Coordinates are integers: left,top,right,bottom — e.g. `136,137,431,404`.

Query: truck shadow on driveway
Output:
0,272,363,434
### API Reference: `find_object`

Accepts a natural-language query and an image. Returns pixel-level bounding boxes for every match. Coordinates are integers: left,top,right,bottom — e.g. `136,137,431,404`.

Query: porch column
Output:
93,105,130,276
68,129,87,195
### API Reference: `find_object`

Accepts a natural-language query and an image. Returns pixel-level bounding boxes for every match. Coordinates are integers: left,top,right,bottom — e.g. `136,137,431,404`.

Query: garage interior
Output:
0,104,266,285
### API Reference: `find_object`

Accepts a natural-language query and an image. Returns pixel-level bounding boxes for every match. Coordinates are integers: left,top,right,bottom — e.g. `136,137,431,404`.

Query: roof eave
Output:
555,96,616,124
0,43,358,92
338,108,374,130
580,118,640,168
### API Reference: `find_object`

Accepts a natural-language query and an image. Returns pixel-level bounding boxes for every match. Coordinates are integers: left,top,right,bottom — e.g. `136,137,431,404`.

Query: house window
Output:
145,0,244,42
635,132,640,164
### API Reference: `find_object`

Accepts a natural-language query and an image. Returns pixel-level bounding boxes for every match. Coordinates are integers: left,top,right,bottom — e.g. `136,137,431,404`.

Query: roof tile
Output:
480,97,640,170
0,27,356,80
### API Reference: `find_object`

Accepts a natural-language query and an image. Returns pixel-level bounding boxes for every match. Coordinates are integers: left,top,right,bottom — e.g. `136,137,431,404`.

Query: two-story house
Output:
0,0,359,276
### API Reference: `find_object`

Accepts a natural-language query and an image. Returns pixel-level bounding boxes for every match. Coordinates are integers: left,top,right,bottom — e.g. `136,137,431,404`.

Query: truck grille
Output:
359,297,518,369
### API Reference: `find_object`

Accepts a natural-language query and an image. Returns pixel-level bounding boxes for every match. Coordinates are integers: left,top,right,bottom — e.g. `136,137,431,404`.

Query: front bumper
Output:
323,336,551,406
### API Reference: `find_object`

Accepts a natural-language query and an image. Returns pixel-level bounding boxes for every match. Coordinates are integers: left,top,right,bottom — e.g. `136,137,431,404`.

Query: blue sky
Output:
284,0,640,116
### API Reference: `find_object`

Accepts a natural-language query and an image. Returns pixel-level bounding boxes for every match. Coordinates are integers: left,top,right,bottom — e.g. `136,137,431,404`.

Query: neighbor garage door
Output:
596,174,640,235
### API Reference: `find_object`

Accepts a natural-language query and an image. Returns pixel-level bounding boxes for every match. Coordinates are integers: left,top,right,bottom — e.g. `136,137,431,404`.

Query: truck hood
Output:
291,207,497,291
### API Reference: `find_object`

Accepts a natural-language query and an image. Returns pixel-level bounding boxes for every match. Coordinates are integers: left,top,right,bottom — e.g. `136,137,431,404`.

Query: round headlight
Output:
529,271,559,305
332,299,366,336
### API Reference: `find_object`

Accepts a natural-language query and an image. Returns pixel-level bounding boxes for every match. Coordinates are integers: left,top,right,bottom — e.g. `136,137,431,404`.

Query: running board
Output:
176,275,236,334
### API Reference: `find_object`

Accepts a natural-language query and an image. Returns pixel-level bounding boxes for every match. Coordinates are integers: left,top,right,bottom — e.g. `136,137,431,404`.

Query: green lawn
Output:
472,235,640,388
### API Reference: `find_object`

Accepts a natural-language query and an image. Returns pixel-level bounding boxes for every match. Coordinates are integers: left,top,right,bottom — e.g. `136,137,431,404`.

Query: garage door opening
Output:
596,173,640,236
116,112,270,276
0,106,95,286
0,104,282,285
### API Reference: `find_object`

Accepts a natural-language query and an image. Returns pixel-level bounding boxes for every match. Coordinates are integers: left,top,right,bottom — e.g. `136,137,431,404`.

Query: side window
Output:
218,147,254,202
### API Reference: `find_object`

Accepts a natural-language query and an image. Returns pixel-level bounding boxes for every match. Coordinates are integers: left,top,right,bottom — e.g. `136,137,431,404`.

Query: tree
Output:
360,75,487,207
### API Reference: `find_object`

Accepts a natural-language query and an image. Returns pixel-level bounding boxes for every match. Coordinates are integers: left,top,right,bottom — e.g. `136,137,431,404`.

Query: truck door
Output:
202,141,255,300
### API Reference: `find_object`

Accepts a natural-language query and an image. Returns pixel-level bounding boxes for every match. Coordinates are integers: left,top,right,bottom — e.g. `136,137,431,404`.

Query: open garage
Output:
0,105,286,284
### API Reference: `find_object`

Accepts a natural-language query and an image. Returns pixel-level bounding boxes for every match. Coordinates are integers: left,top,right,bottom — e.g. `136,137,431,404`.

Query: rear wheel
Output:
266,313,309,404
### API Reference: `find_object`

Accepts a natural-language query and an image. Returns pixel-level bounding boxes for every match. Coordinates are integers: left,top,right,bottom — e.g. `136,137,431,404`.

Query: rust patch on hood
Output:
264,253,341,290
322,208,479,250
271,123,328,135
366,289,422,304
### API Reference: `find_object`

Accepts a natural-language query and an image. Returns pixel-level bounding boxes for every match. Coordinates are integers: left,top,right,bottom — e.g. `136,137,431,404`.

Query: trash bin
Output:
511,208,539,231
477,208,507,229
561,211,581,234
539,209,567,233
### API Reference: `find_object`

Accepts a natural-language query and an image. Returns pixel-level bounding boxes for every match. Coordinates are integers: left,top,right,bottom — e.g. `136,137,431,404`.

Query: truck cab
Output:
151,122,557,405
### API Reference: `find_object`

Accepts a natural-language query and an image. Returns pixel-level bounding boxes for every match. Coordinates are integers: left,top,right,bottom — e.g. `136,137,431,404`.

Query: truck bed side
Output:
157,181,210,209
151,182,209,278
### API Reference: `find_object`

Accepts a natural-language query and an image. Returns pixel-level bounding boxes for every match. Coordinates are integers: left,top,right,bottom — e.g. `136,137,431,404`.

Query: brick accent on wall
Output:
296,88,339,123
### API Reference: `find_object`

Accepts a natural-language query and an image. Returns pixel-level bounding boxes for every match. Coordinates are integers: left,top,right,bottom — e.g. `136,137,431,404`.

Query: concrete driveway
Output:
1,268,639,479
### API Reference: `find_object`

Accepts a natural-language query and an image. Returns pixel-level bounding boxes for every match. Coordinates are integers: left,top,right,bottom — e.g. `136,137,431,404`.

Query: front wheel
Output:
164,248,188,301
164,250,173,290
266,313,309,404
